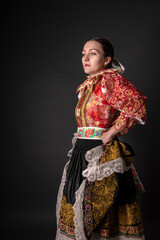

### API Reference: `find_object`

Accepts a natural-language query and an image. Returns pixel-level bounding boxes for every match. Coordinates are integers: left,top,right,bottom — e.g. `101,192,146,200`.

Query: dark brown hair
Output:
87,37,114,68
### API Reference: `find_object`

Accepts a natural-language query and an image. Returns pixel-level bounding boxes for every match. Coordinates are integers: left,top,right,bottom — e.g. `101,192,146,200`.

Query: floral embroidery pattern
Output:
83,181,95,237
83,173,118,238
77,127,106,139
75,68,147,135
83,177,144,239
58,196,76,239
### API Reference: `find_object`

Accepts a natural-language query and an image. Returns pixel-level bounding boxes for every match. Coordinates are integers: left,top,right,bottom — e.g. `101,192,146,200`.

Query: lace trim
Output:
56,168,88,239
56,228,145,240
83,145,131,182
56,161,70,227
56,171,88,240
83,157,131,182
56,132,79,239
85,144,104,165
73,180,88,240
56,228,75,240
67,132,78,158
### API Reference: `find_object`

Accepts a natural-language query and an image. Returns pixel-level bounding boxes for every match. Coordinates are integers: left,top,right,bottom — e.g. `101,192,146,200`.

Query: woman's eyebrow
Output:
82,49,100,53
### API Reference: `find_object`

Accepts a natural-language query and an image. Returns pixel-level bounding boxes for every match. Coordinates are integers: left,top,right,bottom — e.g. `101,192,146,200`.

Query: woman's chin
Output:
84,69,90,75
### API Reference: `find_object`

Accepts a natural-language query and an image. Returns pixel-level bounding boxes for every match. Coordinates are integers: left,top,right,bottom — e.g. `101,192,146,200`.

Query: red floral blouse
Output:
75,68,147,135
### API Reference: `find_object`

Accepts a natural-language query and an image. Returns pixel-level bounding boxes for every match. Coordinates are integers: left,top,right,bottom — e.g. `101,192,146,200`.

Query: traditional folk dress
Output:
56,66,147,240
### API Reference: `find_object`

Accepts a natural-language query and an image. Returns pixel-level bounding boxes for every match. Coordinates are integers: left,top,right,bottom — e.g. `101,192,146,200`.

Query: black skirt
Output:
63,138,103,204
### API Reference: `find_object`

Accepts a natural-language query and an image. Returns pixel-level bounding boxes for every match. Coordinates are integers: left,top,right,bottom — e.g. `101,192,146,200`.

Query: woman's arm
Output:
102,124,121,145
101,73,147,137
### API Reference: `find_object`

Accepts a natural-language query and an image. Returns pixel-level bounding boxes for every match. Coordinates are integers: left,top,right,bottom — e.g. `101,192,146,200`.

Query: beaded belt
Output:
77,127,108,140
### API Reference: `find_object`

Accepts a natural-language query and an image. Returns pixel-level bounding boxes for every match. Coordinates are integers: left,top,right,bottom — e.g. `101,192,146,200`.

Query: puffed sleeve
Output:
101,73,147,135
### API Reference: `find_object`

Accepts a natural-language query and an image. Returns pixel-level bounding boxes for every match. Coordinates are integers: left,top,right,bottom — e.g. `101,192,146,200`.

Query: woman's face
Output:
82,40,111,77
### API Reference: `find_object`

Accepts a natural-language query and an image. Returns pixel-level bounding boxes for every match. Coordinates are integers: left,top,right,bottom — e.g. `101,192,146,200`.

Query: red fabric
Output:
76,69,147,135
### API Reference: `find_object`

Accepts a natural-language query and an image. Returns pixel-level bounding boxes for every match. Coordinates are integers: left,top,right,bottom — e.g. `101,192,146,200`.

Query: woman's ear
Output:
104,57,111,67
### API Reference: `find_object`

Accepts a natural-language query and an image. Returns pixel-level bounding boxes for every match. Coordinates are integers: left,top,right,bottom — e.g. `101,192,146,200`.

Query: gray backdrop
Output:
2,0,160,239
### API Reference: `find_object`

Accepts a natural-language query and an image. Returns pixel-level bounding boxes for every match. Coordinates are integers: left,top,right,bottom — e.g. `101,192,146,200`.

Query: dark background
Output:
2,1,160,239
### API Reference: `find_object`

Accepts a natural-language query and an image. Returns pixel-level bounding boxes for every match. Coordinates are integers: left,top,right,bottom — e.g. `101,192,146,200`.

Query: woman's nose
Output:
84,53,89,61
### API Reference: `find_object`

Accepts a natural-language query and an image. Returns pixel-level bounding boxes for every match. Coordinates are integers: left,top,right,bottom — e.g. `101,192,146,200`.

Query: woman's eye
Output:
82,53,85,57
91,52,96,55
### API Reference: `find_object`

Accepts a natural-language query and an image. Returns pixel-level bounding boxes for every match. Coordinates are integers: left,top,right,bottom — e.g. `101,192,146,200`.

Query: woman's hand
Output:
101,131,114,146
102,124,121,145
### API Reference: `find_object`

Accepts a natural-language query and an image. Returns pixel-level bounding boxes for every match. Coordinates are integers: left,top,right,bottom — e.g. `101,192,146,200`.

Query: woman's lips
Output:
84,64,90,67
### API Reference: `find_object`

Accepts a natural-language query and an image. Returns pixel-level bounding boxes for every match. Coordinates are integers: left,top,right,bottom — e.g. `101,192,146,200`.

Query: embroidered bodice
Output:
75,68,147,135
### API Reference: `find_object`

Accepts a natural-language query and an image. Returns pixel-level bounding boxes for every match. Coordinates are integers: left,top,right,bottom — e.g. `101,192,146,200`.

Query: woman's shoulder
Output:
100,70,125,91
100,70,147,99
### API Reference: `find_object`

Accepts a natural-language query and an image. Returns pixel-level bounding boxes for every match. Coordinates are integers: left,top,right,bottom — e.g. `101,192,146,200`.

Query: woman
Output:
56,37,147,240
